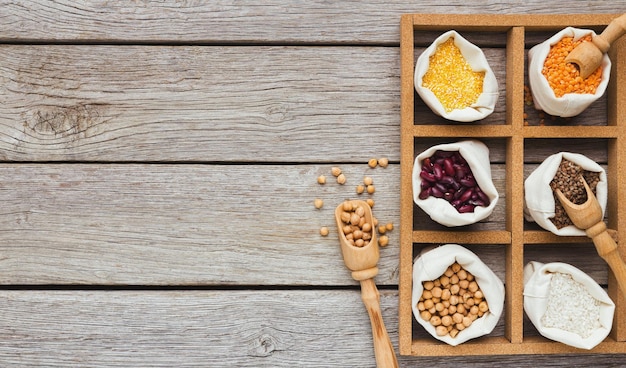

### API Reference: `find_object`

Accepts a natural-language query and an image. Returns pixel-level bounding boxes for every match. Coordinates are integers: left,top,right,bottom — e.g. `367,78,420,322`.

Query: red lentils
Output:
542,35,602,97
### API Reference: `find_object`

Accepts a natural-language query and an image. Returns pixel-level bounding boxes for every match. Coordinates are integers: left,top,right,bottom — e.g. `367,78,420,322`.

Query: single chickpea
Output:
444,267,454,277
459,279,469,290
337,173,346,185
355,206,365,217
319,227,329,236
362,232,372,241
450,274,459,285
352,230,363,240
462,316,472,328
449,329,459,338
423,281,434,291
378,225,387,234
457,269,467,280
317,175,326,184
430,316,442,326
367,185,375,194
379,235,389,247
449,295,459,306
420,310,431,321
368,158,378,168
356,184,365,194
468,281,479,293
439,308,449,317
363,176,373,186
385,223,394,231
440,275,450,287
466,273,474,281
457,304,466,314
331,167,342,177
342,201,352,211
474,290,484,299
366,198,375,208
456,323,466,331
452,263,461,273
470,305,479,315
441,289,451,301
450,284,460,295
417,301,425,311
452,313,463,324
431,287,443,299
479,301,489,313
423,297,434,308
362,223,372,233
435,302,444,312
350,213,360,226
441,315,452,327
314,198,324,209
355,239,364,247
436,325,448,337
378,157,389,168
448,305,457,315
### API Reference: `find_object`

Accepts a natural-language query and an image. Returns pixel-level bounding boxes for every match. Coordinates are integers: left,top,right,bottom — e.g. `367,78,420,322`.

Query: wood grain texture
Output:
0,45,399,162
1,289,625,367
2,2,625,366
0,45,609,162
0,163,611,286
0,1,624,44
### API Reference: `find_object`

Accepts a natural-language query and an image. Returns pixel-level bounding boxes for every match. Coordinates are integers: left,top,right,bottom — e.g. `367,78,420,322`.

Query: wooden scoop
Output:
555,177,626,298
335,200,398,368
565,13,626,79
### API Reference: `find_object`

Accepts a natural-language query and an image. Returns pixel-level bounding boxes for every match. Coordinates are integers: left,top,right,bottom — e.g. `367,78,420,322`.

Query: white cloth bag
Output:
523,261,614,350
523,152,607,236
413,140,499,227
412,244,505,346
527,27,611,117
414,30,499,122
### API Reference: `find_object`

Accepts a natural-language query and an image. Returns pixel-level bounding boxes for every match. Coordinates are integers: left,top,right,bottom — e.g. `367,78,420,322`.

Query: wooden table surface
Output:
2,1,626,367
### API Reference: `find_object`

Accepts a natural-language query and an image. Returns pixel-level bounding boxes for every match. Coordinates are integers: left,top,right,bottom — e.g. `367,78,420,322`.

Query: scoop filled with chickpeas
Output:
412,244,505,346
334,200,399,367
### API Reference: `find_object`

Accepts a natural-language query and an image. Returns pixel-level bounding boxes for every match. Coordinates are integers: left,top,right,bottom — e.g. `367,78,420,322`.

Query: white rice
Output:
541,272,602,338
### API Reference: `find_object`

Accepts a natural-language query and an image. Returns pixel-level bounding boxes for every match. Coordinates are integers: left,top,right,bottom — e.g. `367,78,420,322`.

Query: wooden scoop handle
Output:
586,221,626,299
360,278,399,368
594,13,626,53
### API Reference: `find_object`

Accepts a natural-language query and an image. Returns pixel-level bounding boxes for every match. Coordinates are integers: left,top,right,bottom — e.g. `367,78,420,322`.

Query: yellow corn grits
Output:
422,38,485,113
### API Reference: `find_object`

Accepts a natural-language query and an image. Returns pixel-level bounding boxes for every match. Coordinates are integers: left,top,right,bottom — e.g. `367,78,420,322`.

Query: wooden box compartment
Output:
399,14,626,356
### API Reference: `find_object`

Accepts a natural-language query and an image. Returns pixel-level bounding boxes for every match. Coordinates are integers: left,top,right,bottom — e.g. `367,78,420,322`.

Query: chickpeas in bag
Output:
412,244,505,346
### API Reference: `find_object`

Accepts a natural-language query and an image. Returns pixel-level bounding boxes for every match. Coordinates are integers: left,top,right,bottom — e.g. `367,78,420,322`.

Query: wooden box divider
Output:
399,13,626,356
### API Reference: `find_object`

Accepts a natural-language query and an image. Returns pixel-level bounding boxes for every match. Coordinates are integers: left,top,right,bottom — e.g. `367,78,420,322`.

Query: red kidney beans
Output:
417,150,491,213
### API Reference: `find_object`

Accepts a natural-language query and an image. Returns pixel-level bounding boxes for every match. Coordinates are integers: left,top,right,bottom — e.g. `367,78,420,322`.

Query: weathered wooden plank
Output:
0,45,609,162
0,163,399,285
0,289,624,367
0,1,623,44
0,45,400,162
0,163,611,285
